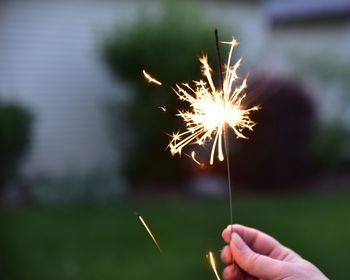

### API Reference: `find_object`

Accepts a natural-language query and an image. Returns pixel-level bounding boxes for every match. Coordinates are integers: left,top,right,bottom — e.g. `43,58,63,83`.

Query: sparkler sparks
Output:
208,251,221,280
138,215,162,253
167,38,259,165
191,151,202,166
143,70,162,86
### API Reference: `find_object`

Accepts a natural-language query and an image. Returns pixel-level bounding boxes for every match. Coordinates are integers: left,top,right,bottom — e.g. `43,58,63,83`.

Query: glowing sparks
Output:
159,106,167,112
208,251,221,280
143,70,162,86
138,216,162,253
191,151,202,166
167,38,259,165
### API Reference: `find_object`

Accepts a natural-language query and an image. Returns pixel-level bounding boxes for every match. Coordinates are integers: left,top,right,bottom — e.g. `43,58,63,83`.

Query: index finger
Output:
222,224,292,260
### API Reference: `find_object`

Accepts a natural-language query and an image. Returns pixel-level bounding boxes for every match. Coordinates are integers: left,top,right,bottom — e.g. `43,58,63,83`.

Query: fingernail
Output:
232,232,246,251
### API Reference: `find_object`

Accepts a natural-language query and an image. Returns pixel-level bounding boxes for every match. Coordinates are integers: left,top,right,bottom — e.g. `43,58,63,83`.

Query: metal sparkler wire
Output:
215,29,234,228
215,29,236,277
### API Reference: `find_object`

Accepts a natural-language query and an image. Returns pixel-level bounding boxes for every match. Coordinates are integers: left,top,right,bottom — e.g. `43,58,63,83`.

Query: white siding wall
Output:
0,1,144,176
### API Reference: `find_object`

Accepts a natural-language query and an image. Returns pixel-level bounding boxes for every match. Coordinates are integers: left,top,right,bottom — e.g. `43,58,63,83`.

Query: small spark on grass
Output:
138,215,162,253
208,251,221,280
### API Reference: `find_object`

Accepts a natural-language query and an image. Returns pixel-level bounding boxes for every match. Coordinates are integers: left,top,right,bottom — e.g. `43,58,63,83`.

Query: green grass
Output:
0,193,349,280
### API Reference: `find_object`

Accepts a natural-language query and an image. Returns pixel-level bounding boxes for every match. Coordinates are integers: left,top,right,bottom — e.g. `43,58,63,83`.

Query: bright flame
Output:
143,70,162,86
167,38,259,165
208,251,221,280
138,216,162,253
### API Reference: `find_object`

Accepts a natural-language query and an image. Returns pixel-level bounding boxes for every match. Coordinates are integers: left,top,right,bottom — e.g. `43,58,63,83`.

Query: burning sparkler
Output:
143,37,258,165
143,38,259,164
142,31,258,279
143,31,258,222
167,38,259,165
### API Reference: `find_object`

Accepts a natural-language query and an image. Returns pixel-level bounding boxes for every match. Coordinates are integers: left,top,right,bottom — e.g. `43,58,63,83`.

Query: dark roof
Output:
265,0,350,26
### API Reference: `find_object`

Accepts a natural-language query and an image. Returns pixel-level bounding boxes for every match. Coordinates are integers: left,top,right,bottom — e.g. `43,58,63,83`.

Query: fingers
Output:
223,264,256,280
222,264,235,280
230,232,284,279
221,245,233,264
222,224,292,260
222,225,234,243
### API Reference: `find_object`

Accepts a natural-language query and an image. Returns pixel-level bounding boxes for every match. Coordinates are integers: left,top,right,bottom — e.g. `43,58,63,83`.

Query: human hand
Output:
221,224,328,280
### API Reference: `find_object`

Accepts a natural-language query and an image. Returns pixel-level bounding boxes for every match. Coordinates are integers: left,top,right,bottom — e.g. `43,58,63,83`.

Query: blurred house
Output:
0,0,349,182
0,1,143,178
202,0,350,133
266,0,350,65
264,0,350,127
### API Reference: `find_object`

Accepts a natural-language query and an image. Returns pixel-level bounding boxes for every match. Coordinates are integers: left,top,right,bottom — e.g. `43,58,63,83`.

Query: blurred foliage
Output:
230,77,315,190
102,2,228,186
0,101,33,190
0,194,349,279
312,124,350,169
291,53,350,169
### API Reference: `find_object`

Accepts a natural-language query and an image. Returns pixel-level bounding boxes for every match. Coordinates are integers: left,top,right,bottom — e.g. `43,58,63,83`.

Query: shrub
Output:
230,76,316,190
0,101,33,191
291,53,350,170
102,2,228,186
312,124,350,170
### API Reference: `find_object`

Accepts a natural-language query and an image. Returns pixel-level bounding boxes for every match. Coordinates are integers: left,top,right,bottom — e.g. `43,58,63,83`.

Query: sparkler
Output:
167,39,259,165
143,30,258,279
138,215,162,253
143,32,258,222
142,38,258,165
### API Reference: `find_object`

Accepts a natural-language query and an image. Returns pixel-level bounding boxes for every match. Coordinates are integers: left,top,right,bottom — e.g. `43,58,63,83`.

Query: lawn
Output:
0,193,349,280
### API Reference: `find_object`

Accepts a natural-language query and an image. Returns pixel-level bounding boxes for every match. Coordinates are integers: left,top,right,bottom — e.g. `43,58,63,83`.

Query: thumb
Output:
231,232,283,279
